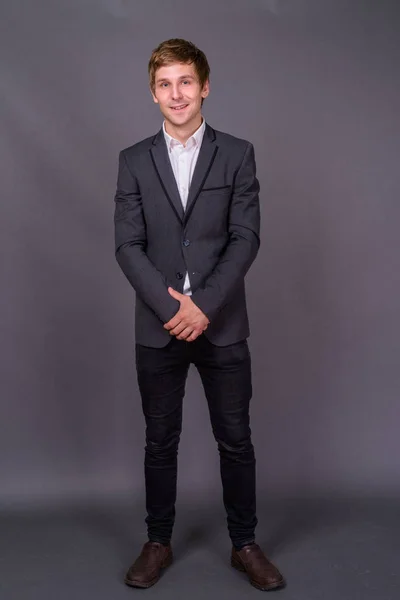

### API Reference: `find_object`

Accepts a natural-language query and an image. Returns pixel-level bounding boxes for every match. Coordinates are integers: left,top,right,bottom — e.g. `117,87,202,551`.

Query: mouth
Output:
170,104,189,112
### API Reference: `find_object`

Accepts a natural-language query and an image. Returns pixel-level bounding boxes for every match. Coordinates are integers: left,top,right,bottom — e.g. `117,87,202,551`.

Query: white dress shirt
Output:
163,118,206,295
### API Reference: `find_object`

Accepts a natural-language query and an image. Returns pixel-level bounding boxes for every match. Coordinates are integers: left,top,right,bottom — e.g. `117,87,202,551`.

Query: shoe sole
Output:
124,553,173,588
231,556,286,591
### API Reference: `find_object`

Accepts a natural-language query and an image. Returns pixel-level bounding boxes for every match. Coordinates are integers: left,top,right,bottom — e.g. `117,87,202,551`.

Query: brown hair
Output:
148,38,210,94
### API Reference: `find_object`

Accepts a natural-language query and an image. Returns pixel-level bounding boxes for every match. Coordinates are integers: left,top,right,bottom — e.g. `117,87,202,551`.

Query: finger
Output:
170,322,187,336
164,314,183,330
169,316,199,334
168,287,184,299
176,327,194,341
186,329,202,342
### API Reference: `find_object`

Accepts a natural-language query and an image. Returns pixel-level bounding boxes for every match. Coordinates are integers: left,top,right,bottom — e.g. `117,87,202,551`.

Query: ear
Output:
201,79,210,99
150,88,159,104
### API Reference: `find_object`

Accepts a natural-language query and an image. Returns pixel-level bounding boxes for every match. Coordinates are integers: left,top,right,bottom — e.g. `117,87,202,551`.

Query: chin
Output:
169,107,194,121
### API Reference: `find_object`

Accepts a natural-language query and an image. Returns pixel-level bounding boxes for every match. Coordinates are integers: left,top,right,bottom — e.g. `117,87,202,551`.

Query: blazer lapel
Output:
149,129,184,222
149,123,218,224
184,124,218,224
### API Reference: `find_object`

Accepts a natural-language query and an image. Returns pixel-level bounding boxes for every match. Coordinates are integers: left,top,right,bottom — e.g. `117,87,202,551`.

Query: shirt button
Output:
176,272,183,280
183,239,190,247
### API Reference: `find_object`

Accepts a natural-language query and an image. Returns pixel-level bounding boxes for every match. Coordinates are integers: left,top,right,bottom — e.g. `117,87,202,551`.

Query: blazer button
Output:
183,239,190,247
176,272,183,280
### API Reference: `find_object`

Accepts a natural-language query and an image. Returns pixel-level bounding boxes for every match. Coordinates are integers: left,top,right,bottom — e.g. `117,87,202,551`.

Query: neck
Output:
164,114,203,145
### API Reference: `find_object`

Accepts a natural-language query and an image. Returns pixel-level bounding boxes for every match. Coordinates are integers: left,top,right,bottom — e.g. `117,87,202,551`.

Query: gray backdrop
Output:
1,0,399,508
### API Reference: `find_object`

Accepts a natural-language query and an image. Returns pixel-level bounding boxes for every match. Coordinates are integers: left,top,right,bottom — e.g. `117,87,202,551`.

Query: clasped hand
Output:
163,287,210,342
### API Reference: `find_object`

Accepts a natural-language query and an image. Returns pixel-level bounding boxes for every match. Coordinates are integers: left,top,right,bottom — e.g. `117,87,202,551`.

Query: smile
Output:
171,104,188,111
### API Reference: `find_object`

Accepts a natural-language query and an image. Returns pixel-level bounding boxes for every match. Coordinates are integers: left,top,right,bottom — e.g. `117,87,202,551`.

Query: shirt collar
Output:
163,118,206,151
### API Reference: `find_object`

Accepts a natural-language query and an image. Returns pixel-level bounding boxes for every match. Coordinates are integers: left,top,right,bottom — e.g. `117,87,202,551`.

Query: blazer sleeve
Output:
114,150,180,323
191,142,261,321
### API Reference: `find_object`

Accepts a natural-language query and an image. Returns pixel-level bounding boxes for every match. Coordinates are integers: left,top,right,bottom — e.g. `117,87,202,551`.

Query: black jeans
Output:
135,335,258,549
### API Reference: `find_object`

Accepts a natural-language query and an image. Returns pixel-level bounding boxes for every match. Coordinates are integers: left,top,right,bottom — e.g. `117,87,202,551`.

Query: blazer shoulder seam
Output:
213,129,251,147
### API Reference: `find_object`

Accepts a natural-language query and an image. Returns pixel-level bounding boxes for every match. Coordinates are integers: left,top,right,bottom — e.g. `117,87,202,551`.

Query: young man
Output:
114,38,286,591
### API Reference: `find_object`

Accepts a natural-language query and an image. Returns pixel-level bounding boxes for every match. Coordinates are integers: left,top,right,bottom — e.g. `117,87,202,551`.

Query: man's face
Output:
151,62,209,129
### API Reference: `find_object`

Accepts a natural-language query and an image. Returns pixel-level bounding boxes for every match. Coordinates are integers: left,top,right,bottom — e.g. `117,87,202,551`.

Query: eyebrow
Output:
156,75,195,83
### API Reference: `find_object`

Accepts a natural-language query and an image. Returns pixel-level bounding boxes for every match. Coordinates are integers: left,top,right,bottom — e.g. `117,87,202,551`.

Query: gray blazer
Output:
114,123,260,347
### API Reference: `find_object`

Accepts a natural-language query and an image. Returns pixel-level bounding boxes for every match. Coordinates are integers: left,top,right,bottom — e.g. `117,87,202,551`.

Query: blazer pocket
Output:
201,185,231,192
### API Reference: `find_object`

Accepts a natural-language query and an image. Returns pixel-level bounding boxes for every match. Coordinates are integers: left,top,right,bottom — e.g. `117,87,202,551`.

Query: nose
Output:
171,84,183,100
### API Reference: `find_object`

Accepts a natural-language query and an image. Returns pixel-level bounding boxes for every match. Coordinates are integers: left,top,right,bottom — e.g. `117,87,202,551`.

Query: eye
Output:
160,82,168,88
182,80,190,85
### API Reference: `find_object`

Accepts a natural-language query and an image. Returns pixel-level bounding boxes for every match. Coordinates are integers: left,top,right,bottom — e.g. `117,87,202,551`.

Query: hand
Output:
164,287,210,342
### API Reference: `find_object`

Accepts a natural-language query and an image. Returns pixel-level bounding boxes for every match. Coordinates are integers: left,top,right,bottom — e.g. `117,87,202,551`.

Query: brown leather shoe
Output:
124,541,173,588
231,543,286,591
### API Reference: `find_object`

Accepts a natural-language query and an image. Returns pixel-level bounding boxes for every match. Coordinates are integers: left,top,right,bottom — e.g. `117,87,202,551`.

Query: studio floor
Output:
0,495,398,600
